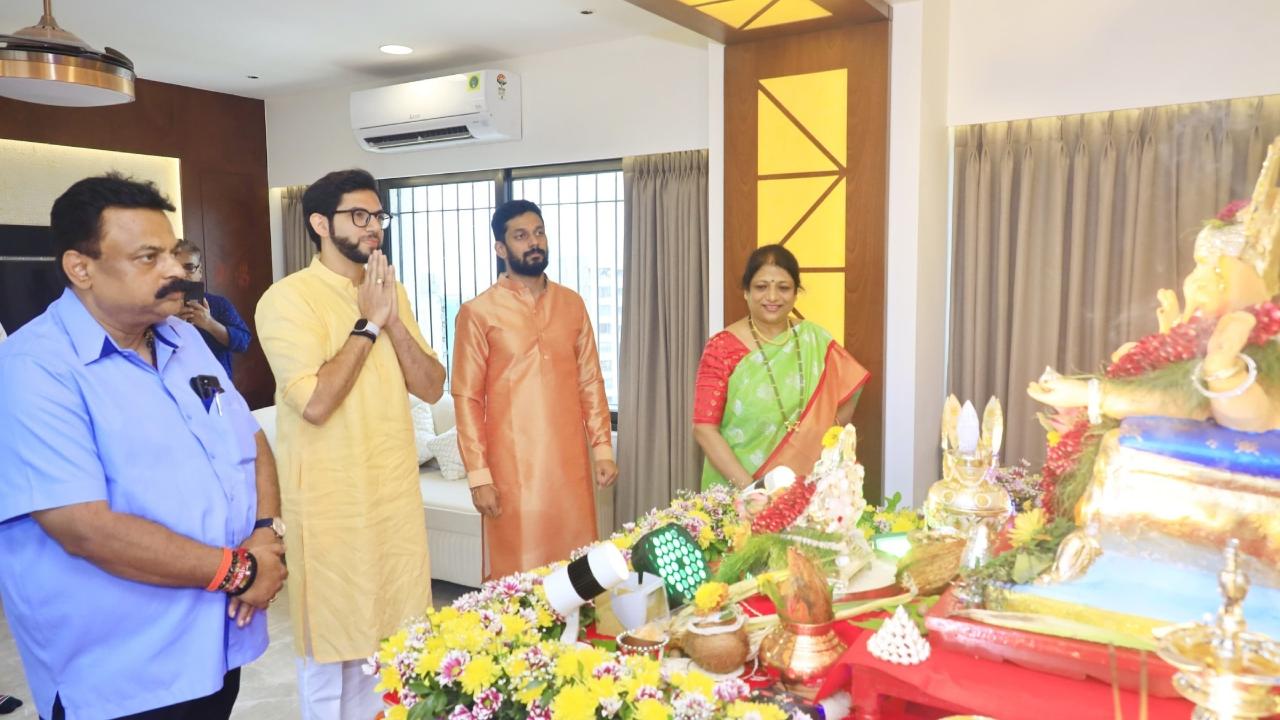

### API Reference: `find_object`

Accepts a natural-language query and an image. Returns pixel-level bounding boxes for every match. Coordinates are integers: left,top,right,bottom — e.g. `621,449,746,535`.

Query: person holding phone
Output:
174,240,252,380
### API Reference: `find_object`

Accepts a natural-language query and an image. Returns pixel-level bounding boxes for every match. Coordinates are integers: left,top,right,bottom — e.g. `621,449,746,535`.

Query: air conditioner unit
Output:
350,69,521,153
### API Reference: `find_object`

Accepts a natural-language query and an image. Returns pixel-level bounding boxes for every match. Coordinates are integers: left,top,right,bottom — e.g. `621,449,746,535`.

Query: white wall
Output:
948,0,1280,126
883,0,951,504
264,33,710,188
707,42,725,332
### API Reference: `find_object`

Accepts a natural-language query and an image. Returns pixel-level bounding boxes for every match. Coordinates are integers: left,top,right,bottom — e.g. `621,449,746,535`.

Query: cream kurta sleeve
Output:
451,303,493,488
573,295,613,461
255,284,328,415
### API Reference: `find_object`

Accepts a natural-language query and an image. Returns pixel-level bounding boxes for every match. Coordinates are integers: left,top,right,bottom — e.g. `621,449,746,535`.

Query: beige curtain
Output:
615,150,709,529
950,96,1280,466
281,184,313,275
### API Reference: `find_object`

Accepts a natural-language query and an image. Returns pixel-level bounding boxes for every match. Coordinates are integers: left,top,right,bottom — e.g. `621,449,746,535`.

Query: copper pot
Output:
759,620,847,685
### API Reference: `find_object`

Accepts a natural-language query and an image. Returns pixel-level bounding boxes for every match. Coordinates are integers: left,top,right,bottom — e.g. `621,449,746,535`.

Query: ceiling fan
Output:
0,0,135,107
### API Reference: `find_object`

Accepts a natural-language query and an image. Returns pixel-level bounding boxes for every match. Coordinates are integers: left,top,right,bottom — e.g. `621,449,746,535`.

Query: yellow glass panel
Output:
744,0,831,29
758,91,837,176
795,272,845,342
757,176,837,246
785,178,845,267
696,0,773,27
761,69,847,163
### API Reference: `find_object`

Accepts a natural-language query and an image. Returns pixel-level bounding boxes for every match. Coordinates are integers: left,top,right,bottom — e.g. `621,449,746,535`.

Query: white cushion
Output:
251,405,277,453
408,395,436,465
420,471,480,524
431,394,456,433
423,427,466,481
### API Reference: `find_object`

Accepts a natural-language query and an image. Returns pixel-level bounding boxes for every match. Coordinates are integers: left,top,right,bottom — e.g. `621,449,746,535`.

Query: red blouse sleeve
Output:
692,331,750,425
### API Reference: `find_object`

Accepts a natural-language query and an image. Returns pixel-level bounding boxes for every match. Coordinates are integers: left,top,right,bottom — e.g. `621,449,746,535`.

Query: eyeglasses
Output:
181,262,202,273
333,208,394,229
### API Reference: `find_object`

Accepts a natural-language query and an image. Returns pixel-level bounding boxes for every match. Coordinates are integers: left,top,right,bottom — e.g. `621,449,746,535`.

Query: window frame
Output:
379,159,624,429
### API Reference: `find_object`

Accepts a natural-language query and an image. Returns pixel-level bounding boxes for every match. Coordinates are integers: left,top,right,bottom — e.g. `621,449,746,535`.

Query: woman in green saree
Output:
693,245,868,490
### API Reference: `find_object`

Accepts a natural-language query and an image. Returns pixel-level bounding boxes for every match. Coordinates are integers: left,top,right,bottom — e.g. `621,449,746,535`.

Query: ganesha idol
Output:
1020,138,1280,636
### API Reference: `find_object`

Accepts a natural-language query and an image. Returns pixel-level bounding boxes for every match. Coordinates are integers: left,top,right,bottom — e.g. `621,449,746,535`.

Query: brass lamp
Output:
1154,540,1280,720
924,396,1012,568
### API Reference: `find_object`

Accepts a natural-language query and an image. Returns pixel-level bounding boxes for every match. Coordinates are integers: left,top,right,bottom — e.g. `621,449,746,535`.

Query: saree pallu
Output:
701,321,868,489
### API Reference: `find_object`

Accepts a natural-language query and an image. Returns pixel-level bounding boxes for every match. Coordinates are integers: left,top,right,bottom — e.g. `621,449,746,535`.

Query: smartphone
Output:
184,284,206,304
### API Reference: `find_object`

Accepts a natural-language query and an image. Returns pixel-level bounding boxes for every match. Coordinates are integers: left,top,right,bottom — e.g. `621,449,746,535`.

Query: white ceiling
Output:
0,0,684,99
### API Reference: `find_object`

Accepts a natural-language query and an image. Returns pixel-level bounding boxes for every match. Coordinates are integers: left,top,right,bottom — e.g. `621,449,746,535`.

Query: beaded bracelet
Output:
227,552,258,597
222,549,250,593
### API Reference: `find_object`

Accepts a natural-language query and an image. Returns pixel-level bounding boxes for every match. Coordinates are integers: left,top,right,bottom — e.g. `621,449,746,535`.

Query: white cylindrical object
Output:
544,542,629,617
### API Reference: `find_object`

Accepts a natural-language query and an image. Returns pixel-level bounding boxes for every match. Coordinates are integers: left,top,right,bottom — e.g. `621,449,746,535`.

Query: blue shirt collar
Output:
52,288,183,366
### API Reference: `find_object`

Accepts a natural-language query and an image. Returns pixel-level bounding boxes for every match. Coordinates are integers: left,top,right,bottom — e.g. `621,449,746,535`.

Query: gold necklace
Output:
750,316,791,346
748,318,804,432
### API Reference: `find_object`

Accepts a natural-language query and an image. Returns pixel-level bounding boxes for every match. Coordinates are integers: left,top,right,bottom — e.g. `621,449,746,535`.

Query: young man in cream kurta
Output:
256,170,445,720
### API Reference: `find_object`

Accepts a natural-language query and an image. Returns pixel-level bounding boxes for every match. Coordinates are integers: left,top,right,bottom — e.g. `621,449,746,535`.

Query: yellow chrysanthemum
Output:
532,565,554,577
535,607,555,628
697,524,715,548
550,684,597,720
586,675,620,702
890,510,920,533
504,655,530,679
728,701,789,720
633,698,671,720
553,648,590,681
516,681,546,706
377,665,403,693
415,645,445,677
385,705,409,720
693,581,729,613
1046,430,1062,447
611,534,634,551
516,681,545,707
501,613,530,638
377,629,408,665
623,657,662,697
1010,507,1047,548
730,524,751,550
433,606,460,625
674,670,716,699
459,653,499,695
822,425,843,449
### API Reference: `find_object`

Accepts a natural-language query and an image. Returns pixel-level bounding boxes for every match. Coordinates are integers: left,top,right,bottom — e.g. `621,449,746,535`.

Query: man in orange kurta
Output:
452,200,617,580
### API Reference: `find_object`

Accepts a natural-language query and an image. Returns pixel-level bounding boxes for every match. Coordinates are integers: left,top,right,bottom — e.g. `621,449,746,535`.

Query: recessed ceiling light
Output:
379,44,413,55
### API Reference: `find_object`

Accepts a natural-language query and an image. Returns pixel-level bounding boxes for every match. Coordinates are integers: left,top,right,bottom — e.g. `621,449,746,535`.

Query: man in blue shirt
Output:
0,174,288,720
173,240,252,380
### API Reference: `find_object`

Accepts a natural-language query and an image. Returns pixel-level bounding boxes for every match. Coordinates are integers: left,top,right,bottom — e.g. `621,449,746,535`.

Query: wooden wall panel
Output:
0,79,274,408
725,21,889,499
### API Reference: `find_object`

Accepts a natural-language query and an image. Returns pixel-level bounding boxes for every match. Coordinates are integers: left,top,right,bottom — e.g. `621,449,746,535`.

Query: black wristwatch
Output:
351,319,379,343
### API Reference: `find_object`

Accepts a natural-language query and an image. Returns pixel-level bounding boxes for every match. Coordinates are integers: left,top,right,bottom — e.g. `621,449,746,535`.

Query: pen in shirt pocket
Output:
189,375,225,416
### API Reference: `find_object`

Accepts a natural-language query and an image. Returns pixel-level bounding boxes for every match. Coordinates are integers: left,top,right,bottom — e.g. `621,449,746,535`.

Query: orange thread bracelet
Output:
206,547,233,592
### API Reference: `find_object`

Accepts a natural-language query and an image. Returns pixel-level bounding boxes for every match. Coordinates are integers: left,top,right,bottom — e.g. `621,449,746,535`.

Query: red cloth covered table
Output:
823,628,1195,720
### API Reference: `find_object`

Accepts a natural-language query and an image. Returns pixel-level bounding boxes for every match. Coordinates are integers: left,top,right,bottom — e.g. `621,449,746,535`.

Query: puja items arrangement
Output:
369,423,924,719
